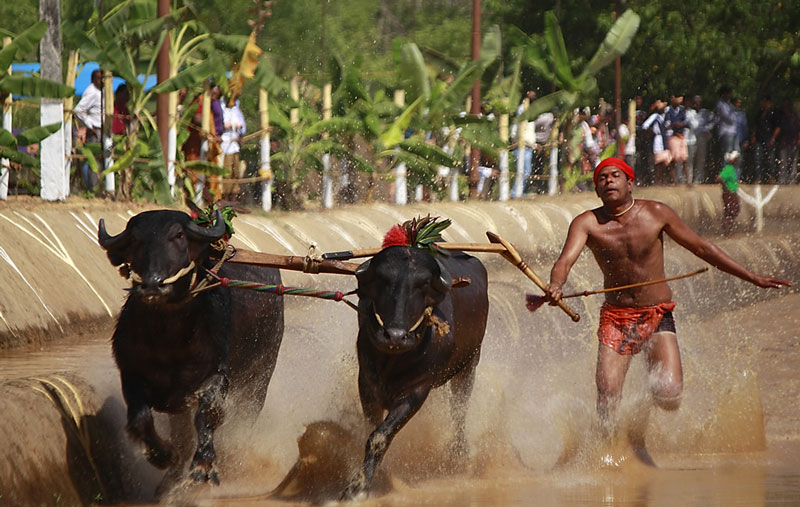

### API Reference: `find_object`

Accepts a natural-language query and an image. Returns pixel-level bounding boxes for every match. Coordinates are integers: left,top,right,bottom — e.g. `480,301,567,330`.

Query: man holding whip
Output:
544,157,791,428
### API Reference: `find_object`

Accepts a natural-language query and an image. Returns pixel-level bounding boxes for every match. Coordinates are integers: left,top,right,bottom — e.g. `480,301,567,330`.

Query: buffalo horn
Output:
97,218,130,251
185,209,227,242
355,259,371,281
433,258,453,293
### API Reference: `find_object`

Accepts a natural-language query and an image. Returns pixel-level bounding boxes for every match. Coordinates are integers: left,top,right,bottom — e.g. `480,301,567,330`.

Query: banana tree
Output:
1,21,73,199
65,0,246,202
511,9,640,192
0,21,75,99
379,28,505,199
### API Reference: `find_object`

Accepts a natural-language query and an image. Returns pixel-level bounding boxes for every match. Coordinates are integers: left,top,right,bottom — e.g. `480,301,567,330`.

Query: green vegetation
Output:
1,0,798,203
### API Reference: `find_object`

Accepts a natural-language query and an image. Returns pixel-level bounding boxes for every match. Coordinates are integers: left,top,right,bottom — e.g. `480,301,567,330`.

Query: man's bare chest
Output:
587,221,663,262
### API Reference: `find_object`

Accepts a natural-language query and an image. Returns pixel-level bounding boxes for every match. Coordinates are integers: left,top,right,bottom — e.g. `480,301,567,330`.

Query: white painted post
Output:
259,88,272,211
498,110,510,201
548,144,559,196
0,38,11,201
322,82,333,209
513,97,530,199
39,0,67,201
167,89,177,195
102,71,114,193
393,89,407,205
737,184,779,232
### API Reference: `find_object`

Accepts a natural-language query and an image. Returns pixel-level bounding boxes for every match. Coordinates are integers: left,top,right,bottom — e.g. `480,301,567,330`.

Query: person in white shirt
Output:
74,69,103,144
220,97,246,200
73,69,104,190
642,100,672,185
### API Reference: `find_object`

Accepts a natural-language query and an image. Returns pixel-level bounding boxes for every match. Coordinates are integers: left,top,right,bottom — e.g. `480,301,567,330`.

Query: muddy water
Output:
1,269,799,505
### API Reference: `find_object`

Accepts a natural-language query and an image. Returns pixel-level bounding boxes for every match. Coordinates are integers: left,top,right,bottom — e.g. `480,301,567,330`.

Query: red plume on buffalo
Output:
381,225,408,249
381,215,451,255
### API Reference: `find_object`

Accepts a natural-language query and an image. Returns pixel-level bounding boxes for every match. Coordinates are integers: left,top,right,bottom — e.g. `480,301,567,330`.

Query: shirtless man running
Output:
545,157,791,424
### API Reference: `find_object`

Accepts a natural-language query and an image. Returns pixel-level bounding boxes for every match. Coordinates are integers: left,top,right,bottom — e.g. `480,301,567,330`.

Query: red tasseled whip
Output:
382,224,409,249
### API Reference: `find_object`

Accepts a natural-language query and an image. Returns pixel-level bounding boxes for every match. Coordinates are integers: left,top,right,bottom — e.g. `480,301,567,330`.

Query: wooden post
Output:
63,50,78,198
513,97,529,198
259,88,272,211
0,37,12,200
393,89,407,205
166,74,177,196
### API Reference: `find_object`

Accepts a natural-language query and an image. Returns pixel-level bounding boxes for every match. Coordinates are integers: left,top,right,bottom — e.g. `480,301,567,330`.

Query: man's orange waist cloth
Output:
598,301,676,355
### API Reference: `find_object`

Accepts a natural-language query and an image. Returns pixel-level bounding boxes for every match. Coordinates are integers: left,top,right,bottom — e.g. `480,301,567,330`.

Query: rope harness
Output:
189,243,358,310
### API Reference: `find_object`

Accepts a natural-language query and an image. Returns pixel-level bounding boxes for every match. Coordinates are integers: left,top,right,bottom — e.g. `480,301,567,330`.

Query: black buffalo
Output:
98,210,284,489
342,246,489,499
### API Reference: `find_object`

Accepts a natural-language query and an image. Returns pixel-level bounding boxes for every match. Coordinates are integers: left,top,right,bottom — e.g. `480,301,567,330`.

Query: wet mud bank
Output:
1,185,798,349
0,186,798,505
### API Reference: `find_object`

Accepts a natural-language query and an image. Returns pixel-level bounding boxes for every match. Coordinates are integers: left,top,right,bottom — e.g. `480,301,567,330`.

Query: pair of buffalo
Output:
98,210,488,500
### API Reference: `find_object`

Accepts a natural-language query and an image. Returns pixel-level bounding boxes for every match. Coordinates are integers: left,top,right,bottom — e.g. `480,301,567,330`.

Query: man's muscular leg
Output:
595,344,632,423
645,331,683,410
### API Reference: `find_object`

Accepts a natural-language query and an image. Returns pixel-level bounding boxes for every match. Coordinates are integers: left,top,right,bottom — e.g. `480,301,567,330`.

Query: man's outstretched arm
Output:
546,213,592,302
660,203,792,289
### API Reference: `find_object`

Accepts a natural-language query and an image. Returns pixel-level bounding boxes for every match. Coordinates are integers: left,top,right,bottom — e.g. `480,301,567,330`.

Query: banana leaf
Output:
397,43,430,102
303,117,363,137
581,10,641,79
0,145,39,167
253,55,287,96
394,138,460,167
544,11,578,90
183,160,227,176
380,95,424,148
0,21,46,71
516,90,578,123
0,128,16,147
0,75,75,98
16,123,62,146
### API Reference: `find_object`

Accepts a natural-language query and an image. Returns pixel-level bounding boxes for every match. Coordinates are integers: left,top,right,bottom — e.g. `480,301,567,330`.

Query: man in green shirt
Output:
720,151,740,235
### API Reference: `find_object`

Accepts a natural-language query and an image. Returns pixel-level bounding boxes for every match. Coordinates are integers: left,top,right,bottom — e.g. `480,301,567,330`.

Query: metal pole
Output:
157,0,170,167
1,38,12,200
614,0,622,156
469,0,481,199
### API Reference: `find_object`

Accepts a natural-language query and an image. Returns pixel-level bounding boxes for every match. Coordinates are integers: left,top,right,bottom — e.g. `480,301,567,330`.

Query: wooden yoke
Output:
486,231,581,322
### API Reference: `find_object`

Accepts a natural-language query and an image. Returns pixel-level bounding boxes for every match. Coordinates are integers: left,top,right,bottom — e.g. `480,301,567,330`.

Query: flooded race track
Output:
1,189,799,506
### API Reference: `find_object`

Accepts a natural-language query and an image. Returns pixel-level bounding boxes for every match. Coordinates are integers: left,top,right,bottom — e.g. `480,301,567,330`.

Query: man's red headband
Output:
593,157,635,187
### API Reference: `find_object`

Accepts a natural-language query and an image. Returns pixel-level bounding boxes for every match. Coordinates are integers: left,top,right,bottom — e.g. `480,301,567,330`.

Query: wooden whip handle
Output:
486,232,581,322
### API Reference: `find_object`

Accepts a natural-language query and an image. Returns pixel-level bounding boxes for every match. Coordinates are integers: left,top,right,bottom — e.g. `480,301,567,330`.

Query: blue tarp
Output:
10,61,157,96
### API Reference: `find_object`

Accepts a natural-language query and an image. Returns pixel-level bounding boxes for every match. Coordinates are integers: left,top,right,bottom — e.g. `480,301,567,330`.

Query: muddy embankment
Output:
0,185,798,505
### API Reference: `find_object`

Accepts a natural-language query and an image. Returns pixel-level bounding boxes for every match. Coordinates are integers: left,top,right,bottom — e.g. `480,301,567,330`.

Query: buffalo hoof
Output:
145,445,177,470
190,463,220,485
340,472,369,502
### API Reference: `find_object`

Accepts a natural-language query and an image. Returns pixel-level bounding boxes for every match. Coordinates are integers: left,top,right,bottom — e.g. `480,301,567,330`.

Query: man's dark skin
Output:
545,162,791,422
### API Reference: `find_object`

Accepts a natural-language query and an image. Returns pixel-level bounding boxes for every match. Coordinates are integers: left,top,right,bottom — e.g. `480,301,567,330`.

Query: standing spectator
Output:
718,151,740,236
220,96,246,201
532,108,555,193
642,100,671,185
576,107,598,189
733,97,748,177
633,95,653,184
684,96,698,184
691,95,714,183
665,94,689,183
112,84,130,136
715,85,737,167
776,99,800,184
751,95,779,183
74,69,104,190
